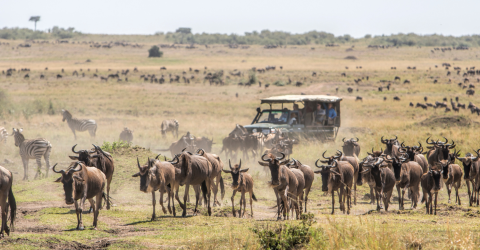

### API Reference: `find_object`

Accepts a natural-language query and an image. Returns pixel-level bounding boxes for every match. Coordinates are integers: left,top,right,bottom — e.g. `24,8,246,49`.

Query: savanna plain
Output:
1,38,480,249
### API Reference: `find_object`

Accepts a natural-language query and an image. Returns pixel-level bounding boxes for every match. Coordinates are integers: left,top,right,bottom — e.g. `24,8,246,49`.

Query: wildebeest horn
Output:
381,136,386,144
72,144,80,154
322,150,329,159
197,148,205,156
443,137,448,144
425,137,436,145
137,157,141,171
394,135,397,141
276,152,285,161
342,137,345,142
315,159,323,168
398,145,406,153
52,163,64,174
182,148,187,152
169,155,179,164
155,154,161,160
69,162,83,173
229,159,233,170
148,157,153,168
355,137,359,142
261,154,271,162
400,142,405,148
239,159,242,169
335,150,343,159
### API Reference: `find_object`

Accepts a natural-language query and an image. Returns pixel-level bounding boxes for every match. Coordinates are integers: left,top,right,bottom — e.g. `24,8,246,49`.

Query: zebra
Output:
0,127,8,144
119,127,133,143
61,109,97,140
161,119,179,139
11,128,52,180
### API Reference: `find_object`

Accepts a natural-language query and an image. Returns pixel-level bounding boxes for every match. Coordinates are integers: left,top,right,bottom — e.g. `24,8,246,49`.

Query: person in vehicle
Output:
315,103,326,124
293,104,303,122
279,108,289,123
288,112,297,125
324,103,337,123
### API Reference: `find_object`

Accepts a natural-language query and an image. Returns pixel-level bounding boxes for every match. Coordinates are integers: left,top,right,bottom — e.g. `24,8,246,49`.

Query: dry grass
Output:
1,39,480,249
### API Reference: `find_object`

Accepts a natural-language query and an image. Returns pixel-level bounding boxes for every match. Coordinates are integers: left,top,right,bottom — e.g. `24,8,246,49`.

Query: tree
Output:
29,16,40,31
175,28,192,34
148,45,163,57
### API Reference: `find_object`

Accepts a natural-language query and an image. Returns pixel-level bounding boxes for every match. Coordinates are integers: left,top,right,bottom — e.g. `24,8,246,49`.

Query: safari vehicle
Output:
244,95,342,140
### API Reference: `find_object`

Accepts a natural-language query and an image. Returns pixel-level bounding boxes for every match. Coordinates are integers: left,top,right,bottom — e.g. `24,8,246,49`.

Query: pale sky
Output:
1,0,479,38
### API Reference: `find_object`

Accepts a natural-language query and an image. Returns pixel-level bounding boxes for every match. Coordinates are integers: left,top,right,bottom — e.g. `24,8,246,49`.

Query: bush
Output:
148,45,163,57
273,80,285,86
101,141,131,153
248,72,258,85
251,213,315,249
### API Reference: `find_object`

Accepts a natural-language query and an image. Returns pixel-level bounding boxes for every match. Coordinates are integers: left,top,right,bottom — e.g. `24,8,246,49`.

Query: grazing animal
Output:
421,168,443,215
196,149,225,206
455,152,480,206
387,156,423,210
393,96,400,101
436,160,462,205
321,151,360,204
381,135,400,158
286,159,314,213
314,159,354,214
425,137,455,168
161,119,179,139
53,162,106,230
362,157,395,211
132,156,176,220
258,153,301,220
61,109,97,140
222,160,257,218
399,142,428,173
119,127,133,143
356,96,363,101
0,166,16,237
11,128,52,180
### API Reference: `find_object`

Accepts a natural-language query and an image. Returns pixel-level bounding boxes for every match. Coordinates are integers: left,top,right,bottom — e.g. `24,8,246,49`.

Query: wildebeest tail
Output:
201,180,208,205
8,186,16,232
102,192,113,208
219,176,225,200
252,192,257,202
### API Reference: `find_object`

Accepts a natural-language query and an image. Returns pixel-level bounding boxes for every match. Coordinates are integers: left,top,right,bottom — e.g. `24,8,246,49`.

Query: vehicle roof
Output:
260,95,343,104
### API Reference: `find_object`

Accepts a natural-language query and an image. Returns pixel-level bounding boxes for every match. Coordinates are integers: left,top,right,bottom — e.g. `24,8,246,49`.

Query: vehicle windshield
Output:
257,110,289,124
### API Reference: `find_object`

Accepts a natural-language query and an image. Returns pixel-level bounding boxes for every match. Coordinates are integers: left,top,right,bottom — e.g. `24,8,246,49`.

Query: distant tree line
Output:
1,26,479,47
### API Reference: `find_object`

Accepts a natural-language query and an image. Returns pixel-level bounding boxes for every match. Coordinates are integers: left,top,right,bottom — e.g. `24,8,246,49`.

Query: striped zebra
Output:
12,128,52,180
161,119,179,139
61,109,97,140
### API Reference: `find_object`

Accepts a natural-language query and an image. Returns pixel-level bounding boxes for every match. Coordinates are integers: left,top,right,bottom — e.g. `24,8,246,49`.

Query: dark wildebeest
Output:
222,160,257,218
393,96,400,101
258,153,301,220
421,168,443,215
132,156,176,220
455,151,480,206
381,136,401,158
314,159,354,214
69,144,115,210
170,151,214,217
342,137,361,157
362,149,384,204
220,134,243,161
195,137,214,153
196,149,225,206
286,159,314,213
53,162,106,230
161,119,179,139
159,135,196,158
386,156,423,210
320,150,359,205
119,127,133,143
425,137,455,168
436,159,462,205
361,157,395,211
399,142,428,173
0,166,16,237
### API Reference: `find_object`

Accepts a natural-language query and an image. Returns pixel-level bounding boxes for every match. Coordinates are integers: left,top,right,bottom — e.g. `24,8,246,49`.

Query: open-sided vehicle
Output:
244,95,342,140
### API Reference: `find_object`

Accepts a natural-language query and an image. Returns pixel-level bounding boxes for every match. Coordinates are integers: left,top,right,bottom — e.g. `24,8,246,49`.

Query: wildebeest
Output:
436,159,462,205
69,144,115,210
170,151,214,217
196,149,225,206
342,137,361,157
425,137,455,167
286,159,313,213
222,160,257,218
53,162,106,230
421,168,443,215
194,137,214,153
393,96,401,101
161,119,179,139
159,133,196,157
119,127,133,143
356,96,363,101
132,156,176,220
455,151,480,206
361,157,395,211
381,136,400,158
258,153,301,220
387,156,423,210
399,142,428,173
314,159,354,214
0,166,16,237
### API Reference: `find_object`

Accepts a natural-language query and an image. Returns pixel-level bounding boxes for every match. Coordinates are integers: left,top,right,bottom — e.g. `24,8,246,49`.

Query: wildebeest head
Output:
426,137,455,161
258,153,286,186
53,162,83,205
61,109,72,122
222,159,248,189
361,157,385,186
381,135,398,152
69,144,96,165
399,142,423,161
367,148,384,157
428,168,443,192
132,156,160,193
456,151,479,179
342,137,359,156
318,150,343,165
314,159,340,193
285,158,303,169
384,156,407,182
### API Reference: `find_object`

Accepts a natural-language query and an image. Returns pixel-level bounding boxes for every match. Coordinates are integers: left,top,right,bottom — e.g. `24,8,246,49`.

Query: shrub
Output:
248,72,258,85
101,141,131,153
273,81,285,86
148,45,163,58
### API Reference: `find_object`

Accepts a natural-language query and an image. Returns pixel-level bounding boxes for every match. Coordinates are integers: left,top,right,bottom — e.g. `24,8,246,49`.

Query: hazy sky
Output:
1,0,479,38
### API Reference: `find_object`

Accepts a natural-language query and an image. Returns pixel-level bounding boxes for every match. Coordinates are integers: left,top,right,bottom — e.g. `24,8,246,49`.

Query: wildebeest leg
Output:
170,184,176,217
282,187,289,219
400,188,406,210
249,190,254,218
22,157,28,181
211,177,219,207
370,186,375,205
174,183,185,210
160,189,168,215
424,191,429,214
240,191,246,218
75,200,84,230
396,185,402,210
0,195,7,237
193,185,201,216
207,179,212,216
434,192,438,215
455,181,461,205
384,191,392,211
339,187,345,213
274,189,281,220
376,189,381,211
231,189,237,217
106,179,111,210
466,180,472,206
353,181,357,205
331,189,335,215
150,191,156,221
447,183,452,203
429,192,433,214
93,192,102,230
304,186,310,213
193,185,201,206
182,184,190,217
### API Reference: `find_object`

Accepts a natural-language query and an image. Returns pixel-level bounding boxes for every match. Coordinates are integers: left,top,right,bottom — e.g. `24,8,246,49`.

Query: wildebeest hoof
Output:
276,217,282,221
162,208,167,214
168,207,172,214
77,226,84,230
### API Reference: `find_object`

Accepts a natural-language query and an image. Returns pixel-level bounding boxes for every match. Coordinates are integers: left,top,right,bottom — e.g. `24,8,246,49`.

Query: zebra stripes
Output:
161,119,179,139
61,109,97,140
12,128,52,180
0,127,7,144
